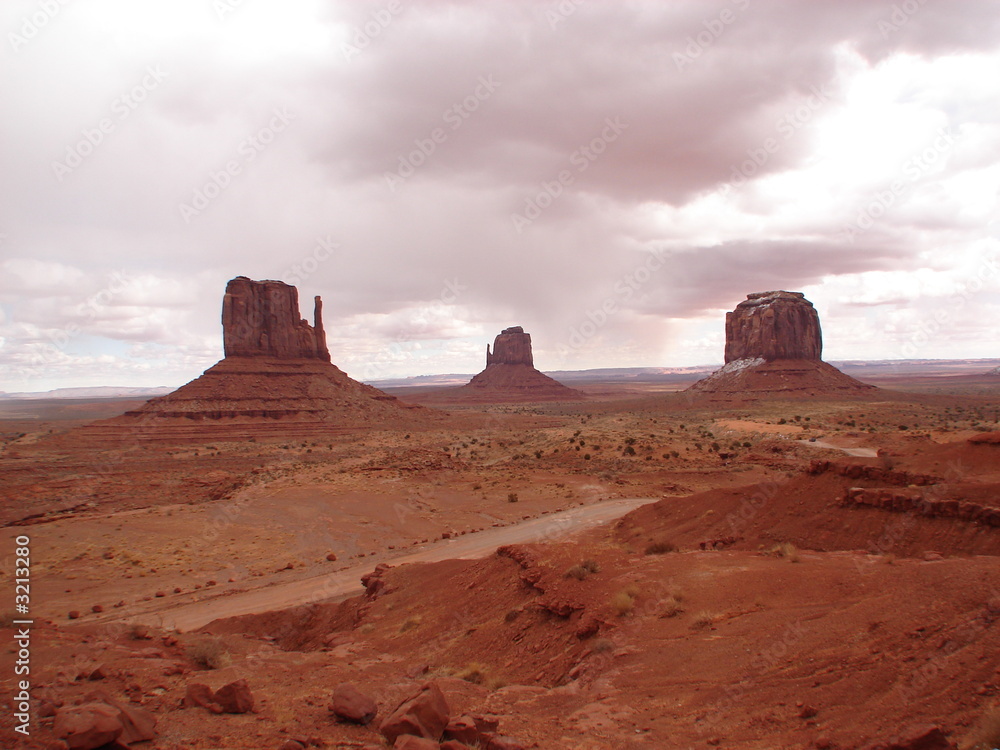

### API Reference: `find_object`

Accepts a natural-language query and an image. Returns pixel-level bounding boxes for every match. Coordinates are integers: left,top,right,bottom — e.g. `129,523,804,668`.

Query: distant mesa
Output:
689,290,876,398
413,326,583,403
87,276,432,441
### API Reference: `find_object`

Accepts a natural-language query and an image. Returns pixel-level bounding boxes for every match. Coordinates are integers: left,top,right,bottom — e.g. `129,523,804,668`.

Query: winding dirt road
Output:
107,496,661,632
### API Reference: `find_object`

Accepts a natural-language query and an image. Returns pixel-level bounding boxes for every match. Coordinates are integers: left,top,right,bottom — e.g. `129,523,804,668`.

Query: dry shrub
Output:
645,540,678,555
187,637,231,670
611,590,635,617
691,610,717,629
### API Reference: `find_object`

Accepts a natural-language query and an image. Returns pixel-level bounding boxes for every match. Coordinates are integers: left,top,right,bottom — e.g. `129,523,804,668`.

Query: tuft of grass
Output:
565,564,590,581
187,637,231,670
768,542,800,562
644,540,678,555
580,559,601,574
454,662,506,691
691,610,717,629
507,492,519,503
591,638,615,654
658,595,684,618
610,590,636,617
399,615,422,633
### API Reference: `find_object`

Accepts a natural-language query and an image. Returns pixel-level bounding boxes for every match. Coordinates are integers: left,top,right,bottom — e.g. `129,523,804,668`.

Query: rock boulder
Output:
724,290,822,363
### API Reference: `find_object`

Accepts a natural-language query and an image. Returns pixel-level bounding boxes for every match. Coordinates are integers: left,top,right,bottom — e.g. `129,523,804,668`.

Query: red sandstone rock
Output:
214,678,254,713
328,682,378,725
394,736,441,750
53,703,124,750
443,715,479,744
222,276,329,361
380,681,450,744
689,291,875,397
725,290,822,363
487,326,533,366
418,325,580,403
183,683,223,713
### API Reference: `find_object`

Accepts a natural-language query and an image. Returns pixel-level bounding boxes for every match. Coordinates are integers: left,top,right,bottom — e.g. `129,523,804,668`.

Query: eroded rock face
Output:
724,291,822,363
486,326,533,367
222,276,330,361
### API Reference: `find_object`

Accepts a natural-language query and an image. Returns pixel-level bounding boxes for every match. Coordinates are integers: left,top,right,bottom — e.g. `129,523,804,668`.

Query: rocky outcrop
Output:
725,291,822,363
689,291,875,398
222,276,329,361
412,326,582,403
486,327,533,367
84,276,435,440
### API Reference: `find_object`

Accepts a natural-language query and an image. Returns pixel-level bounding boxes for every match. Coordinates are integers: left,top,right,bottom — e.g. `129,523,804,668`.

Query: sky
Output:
1,0,999,393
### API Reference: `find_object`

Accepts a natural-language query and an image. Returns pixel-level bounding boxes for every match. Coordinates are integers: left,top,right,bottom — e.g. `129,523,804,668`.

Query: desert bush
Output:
623,446,636,456
610,590,635,616
591,638,615,654
565,564,590,581
507,492,519,503
769,542,800,562
658,596,684,618
399,615,422,633
454,662,506,690
187,637,231,670
581,559,600,573
691,611,717,629
645,540,678,555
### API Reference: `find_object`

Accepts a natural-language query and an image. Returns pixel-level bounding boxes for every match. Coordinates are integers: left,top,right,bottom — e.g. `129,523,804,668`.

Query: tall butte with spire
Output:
92,276,431,441
688,290,875,398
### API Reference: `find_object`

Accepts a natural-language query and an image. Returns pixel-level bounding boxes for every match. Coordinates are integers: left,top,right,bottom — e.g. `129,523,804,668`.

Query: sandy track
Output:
105,496,661,632
797,439,879,457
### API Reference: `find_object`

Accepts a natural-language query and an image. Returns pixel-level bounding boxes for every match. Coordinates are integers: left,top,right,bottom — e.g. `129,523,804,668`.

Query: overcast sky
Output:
1,0,999,392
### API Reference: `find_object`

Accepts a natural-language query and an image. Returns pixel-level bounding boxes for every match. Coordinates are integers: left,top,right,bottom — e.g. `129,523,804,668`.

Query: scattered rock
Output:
443,715,479,744
214,679,255,714
68,610,81,620
88,665,108,681
91,604,103,614
394,735,441,750
380,681,450,744
326,552,338,562
328,682,378,725
278,742,306,750
53,703,123,750
183,683,222,714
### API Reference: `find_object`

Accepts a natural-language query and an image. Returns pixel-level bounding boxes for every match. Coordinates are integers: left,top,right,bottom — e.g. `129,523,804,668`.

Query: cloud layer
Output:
1,0,999,390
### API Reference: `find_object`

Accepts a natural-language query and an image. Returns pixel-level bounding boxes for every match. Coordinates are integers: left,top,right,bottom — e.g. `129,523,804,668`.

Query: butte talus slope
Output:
689,290,876,398
88,276,433,440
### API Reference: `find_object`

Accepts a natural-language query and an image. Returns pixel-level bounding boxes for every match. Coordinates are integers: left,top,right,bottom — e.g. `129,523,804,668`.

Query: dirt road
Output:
107,496,662,632
798,439,879,458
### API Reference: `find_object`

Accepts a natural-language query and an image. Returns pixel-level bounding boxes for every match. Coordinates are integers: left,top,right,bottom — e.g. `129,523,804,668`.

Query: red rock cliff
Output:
724,291,822,363
222,276,330,361
486,326,534,367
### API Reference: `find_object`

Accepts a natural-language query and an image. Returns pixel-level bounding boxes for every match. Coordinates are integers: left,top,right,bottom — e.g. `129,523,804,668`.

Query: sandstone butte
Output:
689,290,876,398
79,276,434,442
415,326,583,403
